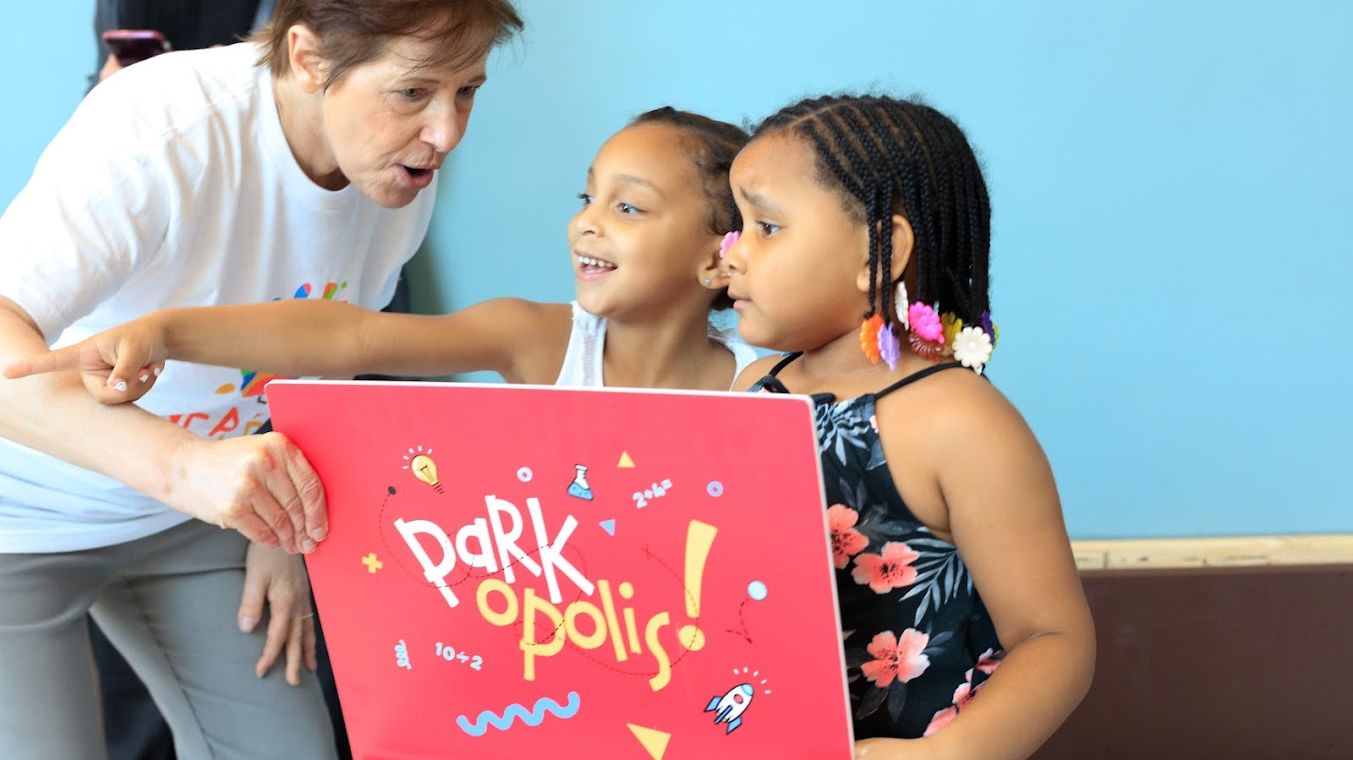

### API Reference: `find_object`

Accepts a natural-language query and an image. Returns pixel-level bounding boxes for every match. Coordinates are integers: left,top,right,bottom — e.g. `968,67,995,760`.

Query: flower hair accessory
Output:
895,281,910,331
952,326,994,374
941,312,963,350
859,284,1001,372
860,314,884,364
908,302,944,344
877,324,901,369
718,231,740,260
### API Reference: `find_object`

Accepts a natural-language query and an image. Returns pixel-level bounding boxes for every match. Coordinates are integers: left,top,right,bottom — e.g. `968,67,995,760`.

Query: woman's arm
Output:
0,298,324,552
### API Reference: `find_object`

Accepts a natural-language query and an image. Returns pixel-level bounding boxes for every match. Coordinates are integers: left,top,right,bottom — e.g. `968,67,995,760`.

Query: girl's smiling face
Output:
569,123,725,320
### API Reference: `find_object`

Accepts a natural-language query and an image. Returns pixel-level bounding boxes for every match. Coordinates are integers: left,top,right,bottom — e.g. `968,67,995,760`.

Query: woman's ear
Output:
286,25,327,94
855,213,916,293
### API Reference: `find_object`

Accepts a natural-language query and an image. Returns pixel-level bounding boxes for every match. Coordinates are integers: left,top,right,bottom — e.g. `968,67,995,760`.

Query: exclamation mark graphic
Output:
678,520,717,652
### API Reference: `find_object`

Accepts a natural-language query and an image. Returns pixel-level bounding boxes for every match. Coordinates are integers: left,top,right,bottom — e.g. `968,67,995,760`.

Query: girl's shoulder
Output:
731,354,787,392
875,365,1045,476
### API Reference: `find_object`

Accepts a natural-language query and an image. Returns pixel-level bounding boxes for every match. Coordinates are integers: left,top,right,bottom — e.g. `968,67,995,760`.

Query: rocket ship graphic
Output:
704,683,754,734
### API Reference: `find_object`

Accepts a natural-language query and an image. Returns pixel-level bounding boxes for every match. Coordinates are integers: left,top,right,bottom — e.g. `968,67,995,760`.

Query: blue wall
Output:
1,6,91,205
4,1,1351,540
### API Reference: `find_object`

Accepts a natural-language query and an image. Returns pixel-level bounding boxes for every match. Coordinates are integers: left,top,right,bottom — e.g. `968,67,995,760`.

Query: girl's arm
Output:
861,382,1095,760
4,297,568,401
0,298,324,552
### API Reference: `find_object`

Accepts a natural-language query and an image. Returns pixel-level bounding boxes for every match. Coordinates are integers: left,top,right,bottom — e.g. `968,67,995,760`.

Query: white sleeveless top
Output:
555,301,760,389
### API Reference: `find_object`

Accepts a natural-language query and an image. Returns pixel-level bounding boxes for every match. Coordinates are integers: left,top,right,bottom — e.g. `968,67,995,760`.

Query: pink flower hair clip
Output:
718,231,740,259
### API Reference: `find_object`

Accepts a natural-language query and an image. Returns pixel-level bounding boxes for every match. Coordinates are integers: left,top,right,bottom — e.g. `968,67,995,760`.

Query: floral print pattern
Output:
828,505,870,569
860,629,931,687
752,366,1004,740
851,541,920,594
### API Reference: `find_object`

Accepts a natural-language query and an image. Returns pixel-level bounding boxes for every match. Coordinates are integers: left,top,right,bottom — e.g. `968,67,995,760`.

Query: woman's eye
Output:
457,85,480,98
398,88,427,101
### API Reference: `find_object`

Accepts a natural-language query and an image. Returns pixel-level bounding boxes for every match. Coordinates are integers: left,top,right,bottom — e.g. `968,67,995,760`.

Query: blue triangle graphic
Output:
599,519,616,536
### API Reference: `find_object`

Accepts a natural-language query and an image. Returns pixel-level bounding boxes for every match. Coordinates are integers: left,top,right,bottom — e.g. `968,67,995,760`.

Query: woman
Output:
0,1,522,757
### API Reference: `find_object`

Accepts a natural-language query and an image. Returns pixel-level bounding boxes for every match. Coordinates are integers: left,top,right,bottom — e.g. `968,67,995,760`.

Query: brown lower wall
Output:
1037,565,1352,759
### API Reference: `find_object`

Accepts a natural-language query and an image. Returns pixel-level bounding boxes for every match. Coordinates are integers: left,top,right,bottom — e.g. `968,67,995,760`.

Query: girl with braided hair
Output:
726,94,1093,758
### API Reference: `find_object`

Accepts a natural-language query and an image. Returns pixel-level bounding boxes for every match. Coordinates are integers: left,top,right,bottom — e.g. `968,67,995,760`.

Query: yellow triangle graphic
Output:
618,451,636,469
626,723,671,759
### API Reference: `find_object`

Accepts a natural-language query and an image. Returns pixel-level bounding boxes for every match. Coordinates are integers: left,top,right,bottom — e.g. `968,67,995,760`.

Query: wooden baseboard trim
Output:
1070,534,1353,571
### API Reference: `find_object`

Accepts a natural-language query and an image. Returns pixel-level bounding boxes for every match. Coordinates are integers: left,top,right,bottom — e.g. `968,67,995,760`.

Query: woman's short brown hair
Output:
255,0,524,88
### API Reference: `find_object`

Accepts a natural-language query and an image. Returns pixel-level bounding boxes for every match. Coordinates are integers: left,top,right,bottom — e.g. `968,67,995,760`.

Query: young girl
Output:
723,95,1094,758
5,107,757,397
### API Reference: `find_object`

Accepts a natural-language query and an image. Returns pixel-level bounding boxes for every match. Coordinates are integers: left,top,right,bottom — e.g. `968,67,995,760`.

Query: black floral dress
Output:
751,355,1005,740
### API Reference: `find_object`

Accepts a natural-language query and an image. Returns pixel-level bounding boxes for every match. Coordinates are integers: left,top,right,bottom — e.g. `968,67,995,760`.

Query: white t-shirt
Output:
0,43,437,552
554,301,761,388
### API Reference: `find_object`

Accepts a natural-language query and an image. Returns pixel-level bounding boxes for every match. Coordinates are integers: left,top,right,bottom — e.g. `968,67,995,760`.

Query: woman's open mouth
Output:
399,165,436,189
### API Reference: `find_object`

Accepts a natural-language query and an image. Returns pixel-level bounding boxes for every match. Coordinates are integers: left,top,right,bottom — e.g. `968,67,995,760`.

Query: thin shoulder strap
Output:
767,352,802,376
874,362,966,400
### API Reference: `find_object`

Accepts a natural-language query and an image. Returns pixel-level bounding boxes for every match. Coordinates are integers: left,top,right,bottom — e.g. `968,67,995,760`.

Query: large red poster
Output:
268,381,853,759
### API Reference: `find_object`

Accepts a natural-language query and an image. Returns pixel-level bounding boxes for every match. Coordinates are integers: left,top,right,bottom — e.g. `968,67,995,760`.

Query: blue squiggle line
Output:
455,691,581,737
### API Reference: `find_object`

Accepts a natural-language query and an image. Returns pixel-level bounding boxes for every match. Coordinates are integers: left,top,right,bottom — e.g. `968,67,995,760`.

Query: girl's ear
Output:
698,241,731,289
855,213,915,293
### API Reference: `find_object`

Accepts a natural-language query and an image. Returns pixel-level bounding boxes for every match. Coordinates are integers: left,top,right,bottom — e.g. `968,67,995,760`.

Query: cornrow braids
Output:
752,94,992,335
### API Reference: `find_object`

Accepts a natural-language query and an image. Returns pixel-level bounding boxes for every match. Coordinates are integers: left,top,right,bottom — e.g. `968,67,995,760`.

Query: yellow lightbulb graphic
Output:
409,454,443,493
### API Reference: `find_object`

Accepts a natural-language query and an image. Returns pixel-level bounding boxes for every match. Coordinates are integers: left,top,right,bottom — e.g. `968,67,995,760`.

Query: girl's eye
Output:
617,203,643,215
577,193,593,206
758,221,781,236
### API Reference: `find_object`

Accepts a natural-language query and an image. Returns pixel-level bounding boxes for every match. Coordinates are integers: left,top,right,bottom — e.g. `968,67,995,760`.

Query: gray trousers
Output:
0,519,337,760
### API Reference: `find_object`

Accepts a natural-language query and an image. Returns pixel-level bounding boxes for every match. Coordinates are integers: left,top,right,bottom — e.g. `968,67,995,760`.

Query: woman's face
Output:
318,36,488,208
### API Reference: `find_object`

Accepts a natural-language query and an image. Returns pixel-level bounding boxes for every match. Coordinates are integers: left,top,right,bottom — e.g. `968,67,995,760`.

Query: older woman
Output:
0,1,522,756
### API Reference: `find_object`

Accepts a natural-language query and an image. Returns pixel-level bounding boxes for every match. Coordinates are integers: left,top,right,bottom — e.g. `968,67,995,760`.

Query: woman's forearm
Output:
0,304,197,504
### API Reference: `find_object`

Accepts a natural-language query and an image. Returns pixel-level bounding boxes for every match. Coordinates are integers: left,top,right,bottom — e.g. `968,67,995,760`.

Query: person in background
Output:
93,0,275,85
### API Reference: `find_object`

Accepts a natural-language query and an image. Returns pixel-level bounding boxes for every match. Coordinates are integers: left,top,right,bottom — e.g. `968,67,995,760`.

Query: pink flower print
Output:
924,705,958,736
975,648,1002,675
851,541,920,594
924,670,986,736
827,505,869,570
860,629,931,688
718,230,740,259
952,679,975,708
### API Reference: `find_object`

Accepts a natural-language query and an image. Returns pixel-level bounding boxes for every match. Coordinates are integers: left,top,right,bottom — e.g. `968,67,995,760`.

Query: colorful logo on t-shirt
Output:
168,280,350,438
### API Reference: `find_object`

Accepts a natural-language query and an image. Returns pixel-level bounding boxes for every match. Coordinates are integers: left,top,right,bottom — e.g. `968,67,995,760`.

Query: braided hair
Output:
753,94,991,332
